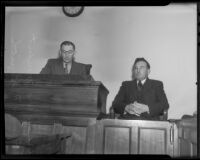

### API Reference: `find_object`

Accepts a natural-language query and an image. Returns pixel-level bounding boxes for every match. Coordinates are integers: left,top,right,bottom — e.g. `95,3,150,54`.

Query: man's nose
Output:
64,54,69,58
136,68,140,73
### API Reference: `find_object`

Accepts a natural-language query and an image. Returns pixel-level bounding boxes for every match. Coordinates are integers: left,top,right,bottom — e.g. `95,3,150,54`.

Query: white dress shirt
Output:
137,78,147,86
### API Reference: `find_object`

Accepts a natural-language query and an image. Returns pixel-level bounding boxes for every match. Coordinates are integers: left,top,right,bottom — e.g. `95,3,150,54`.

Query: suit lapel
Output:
70,61,77,74
129,80,138,102
129,78,151,103
141,78,153,105
56,59,65,74
142,78,151,92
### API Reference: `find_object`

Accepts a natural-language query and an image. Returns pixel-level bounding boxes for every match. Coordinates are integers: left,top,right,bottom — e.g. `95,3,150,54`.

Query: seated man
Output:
112,57,169,120
40,41,93,80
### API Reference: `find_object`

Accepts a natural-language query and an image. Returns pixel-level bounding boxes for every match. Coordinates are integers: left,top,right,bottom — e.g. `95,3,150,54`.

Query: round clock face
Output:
63,6,84,17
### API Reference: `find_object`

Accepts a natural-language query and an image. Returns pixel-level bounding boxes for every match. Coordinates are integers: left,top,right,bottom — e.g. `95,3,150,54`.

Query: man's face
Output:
60,44,75,63
133,61,150,81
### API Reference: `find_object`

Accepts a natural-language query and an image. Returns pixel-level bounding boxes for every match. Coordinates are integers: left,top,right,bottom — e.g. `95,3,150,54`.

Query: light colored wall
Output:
5,5,197,119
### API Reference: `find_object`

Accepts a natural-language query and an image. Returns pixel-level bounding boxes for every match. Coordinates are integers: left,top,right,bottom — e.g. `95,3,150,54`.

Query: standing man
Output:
112,57,169,120
40,41,93,79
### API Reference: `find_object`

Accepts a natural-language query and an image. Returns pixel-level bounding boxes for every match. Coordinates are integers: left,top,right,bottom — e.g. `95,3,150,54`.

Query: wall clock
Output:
62,6,84,17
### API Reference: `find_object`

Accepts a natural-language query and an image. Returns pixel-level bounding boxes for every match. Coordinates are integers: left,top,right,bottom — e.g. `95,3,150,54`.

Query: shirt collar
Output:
63,62,72,68
137,78,147,85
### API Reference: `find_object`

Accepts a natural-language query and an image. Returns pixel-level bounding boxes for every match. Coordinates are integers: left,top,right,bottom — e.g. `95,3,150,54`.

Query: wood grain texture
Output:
104,127,130,154
5,74,102,154
138,128,166,154
5,117,97,154
5,114,22,140
63,126,87,154
95,119,177,156
5,74,185,156
176,118,197,157
5,73,109,117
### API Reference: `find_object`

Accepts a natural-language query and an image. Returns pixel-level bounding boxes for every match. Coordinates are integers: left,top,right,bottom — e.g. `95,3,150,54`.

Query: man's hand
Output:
124,104,140,116
133,102,149,114
124,102,149,116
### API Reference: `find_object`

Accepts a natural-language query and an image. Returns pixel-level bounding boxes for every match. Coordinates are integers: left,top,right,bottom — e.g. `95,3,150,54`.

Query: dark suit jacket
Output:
112,78,169,119
40,58,91,76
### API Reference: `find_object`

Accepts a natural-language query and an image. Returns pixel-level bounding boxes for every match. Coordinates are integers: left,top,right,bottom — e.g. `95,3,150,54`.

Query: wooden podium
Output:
5,73,109,118
4,73,109,154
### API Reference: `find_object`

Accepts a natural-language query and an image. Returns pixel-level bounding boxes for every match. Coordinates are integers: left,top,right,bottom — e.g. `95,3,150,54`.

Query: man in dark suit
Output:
40,41,93,79
112,58,169,120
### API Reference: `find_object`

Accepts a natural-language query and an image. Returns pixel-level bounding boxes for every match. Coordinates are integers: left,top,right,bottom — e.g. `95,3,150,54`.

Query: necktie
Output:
138,80,143,91
64,64,68,74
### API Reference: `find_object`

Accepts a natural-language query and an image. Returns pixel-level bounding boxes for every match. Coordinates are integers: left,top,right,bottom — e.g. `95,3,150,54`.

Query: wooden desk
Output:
95,119,178,156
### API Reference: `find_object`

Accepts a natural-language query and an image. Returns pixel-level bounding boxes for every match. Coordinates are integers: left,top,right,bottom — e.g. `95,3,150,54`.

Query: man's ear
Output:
131,70,135,80
72,51,76,57
147,69,150,75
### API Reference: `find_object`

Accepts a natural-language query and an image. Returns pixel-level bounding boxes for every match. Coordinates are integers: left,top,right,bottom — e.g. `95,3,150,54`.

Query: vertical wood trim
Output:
94,121,103,154
85,124,96,154
172,123,179,157
167,124,172,156
129,127,131,154
138,126,140,154
190,143,193,157
130,126,138,154
83,127,88,154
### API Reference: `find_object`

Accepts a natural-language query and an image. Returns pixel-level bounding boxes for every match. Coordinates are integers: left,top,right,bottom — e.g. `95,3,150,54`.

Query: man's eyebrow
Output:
133,66,146,69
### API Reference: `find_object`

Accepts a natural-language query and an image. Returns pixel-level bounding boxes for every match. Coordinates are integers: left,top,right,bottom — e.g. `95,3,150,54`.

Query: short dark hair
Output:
133,57,150,69
60,41,75,50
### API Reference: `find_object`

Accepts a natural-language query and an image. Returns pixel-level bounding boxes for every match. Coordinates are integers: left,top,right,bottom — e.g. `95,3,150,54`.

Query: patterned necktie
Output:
138,80,143,91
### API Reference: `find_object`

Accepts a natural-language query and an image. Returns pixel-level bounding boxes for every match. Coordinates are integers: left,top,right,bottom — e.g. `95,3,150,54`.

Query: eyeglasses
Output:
61,49,74,55
133,66,147,70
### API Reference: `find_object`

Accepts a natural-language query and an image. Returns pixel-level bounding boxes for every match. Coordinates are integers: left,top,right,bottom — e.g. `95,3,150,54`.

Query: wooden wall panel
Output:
176,118,197,157
179,139,192,156
138,128,166,154
95,119,177,156
63,126,87,154
104,127,130,154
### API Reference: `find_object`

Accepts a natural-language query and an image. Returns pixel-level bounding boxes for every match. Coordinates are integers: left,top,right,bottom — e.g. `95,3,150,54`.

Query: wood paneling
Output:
95,119,177,156
176,118,197,157
63,126,87,154
5,86,98,109
139,128,165,154
5,117,97,154
5,117,180,156
104,127,130,154
5,73,109,116
4,74,185,156
4,73,108,154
